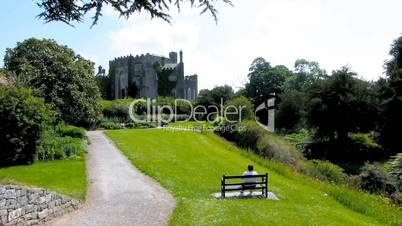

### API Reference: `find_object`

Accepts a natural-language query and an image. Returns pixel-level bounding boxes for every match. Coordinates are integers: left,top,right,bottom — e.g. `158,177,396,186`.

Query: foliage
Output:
349,133,382,149
95,74,113,99
379,35,402,155
245,58,291,106
0,159,86,200
37,131,87,160
56,124,86,139
36,0,232,27
276,90,305,130
155,63,177,97
106,129,402,225
195,85,234,120
300,160,348,184
307,67,377,143
102,103,130,122
196,85,234,106
4,38,101,128
0,86,54,166
353,164,397,196
223,96,254,122
281,129,311,148
389,153,402,190
219,120,303,169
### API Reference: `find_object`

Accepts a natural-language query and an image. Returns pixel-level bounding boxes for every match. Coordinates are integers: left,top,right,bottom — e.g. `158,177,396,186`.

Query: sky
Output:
1,0,402,90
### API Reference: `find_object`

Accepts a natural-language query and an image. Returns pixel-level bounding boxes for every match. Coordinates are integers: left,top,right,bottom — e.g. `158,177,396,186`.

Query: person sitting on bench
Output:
241,164,258,193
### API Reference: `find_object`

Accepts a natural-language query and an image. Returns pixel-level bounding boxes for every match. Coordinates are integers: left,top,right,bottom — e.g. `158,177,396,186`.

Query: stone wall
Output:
0,185,82,226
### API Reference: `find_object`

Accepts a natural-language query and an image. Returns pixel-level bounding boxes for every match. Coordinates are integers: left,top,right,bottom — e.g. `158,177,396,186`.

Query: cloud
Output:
109,20,200,57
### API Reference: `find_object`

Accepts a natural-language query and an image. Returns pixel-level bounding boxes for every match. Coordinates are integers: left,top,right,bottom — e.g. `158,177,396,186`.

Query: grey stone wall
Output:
0,185,82,226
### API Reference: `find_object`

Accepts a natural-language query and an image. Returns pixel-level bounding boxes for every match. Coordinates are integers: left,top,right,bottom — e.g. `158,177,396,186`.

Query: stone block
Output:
8,208,22,221
5,190,16,199
37,209,47,219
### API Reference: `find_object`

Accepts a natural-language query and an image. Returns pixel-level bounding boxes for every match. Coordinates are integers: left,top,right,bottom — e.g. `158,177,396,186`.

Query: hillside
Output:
106,129,402,226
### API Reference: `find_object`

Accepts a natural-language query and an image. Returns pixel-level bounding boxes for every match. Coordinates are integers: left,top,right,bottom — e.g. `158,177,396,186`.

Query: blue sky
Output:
1,0,402,90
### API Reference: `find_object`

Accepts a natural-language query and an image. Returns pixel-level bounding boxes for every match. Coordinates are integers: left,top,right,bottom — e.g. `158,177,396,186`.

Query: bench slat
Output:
223,174,267,179
224,182,266,186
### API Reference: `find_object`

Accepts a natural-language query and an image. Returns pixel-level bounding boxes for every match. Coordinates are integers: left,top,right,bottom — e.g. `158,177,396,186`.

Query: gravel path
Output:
51,131,175,226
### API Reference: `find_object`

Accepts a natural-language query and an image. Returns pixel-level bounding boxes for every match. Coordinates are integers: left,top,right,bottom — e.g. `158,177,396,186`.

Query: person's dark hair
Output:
248,164,254,171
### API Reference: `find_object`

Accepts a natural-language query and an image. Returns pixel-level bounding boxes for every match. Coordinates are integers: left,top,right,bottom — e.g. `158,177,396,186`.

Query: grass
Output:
167,121,215,130
106,129,402,226
0,159,86,200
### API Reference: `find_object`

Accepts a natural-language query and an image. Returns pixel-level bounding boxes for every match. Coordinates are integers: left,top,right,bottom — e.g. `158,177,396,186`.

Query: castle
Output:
108,50,198,100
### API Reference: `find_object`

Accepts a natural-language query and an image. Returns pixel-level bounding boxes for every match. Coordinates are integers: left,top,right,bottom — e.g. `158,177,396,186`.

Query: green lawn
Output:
167,121,215,130
0,159,86,200
106,129,402,226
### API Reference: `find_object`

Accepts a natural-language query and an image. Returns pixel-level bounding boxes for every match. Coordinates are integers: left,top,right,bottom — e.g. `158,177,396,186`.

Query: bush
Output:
37,132,86,160
0,86,54,166
354,164,397,195
223,96,254,122
389,153,402,190
300,160,348,184
102,104,130,122
56,124,86,139
218,120,303,169
99,118,125,130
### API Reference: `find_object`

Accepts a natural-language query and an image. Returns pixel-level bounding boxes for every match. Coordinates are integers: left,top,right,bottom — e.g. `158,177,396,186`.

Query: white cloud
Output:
109,20,199,57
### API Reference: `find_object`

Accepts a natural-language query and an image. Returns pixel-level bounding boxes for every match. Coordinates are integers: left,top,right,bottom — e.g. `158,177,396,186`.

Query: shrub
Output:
0,86,54,166
354,164,397,195
218,120,303,169
389,153,402,190
37,130,86,160
56,124,86,139
300,160,348,184
102,104,130,122
223,96,254,122
255,133,303,169
99,118,125,130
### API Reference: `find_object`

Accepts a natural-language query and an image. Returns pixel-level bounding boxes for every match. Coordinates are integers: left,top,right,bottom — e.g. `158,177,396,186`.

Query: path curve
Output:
51,130,175,226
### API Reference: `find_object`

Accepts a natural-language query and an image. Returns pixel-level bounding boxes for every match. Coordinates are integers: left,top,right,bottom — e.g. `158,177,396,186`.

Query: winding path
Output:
51,131,175,226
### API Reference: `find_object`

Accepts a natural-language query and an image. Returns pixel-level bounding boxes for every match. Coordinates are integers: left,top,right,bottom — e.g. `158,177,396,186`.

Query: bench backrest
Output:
221,173,268,185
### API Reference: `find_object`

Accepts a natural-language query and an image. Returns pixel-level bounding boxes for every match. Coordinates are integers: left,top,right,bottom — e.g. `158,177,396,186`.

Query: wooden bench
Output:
220,173,268,198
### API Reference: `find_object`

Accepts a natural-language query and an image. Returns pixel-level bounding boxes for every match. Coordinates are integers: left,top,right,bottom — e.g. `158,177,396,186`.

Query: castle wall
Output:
109,51,195,100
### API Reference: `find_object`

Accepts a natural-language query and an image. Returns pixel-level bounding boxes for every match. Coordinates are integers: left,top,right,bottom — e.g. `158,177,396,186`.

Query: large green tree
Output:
4,38,101,127
36,0,232,26
379,35,402,154
307,67,376,142
245,57,291,106
277,59,327,131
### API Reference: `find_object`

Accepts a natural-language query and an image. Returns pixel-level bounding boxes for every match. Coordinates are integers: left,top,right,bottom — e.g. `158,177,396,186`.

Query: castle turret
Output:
169,52,178,63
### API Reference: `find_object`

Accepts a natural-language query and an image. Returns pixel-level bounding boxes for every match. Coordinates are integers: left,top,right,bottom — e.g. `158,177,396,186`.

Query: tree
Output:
36,0,232,27
379,35,402,155
4,38,101,128
276,59,327,131
285,59,327,92
224,96,254,122
307,67,376,142
0,86,54,166
196,85,234,107
245,57,291,106
276,90,305,131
